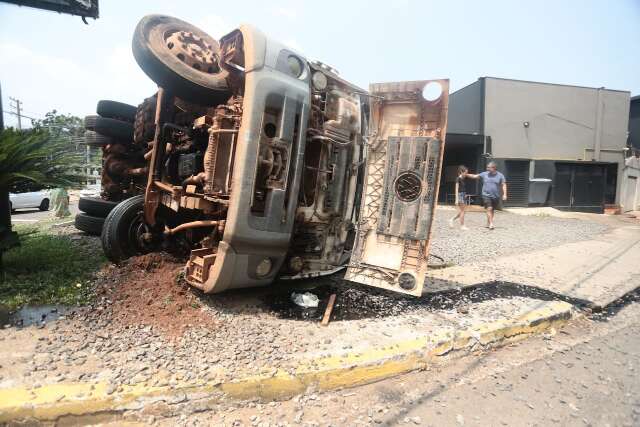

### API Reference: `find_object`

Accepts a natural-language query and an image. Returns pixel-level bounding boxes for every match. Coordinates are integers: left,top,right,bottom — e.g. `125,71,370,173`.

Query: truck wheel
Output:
84,115,98,130
84,130,113,147
94,117,134,141
75,213,105,236
101,195,152,263
97,100,137,122
78,196,118,218
132,14,231,106
39,198,50,211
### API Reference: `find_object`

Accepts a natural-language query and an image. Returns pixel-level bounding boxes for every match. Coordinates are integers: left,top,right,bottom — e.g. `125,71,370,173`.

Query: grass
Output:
0,225,105,310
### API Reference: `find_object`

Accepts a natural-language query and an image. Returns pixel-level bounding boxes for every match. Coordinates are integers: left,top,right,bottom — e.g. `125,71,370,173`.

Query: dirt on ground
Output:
92,253,215,338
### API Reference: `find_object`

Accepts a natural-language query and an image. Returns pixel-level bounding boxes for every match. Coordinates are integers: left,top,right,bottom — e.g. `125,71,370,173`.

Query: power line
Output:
3,109,39,122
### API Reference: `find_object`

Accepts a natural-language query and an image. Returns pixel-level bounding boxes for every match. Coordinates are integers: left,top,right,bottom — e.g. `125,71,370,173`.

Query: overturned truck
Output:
94,15,449,296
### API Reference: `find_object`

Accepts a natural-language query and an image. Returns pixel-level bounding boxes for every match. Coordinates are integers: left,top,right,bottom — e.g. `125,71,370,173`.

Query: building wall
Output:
484,78,630,160
447,80,483,135
483,78,630,203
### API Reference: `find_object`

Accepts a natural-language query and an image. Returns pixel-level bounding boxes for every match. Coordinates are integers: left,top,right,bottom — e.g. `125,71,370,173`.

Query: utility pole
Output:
9,97,22,130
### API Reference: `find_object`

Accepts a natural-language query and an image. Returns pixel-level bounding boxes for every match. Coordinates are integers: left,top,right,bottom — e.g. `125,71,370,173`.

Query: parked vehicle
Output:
94,15,449,297
9,190,50,212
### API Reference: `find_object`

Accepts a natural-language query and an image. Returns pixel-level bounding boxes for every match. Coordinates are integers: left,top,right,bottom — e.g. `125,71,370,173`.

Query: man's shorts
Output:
482,196,500,210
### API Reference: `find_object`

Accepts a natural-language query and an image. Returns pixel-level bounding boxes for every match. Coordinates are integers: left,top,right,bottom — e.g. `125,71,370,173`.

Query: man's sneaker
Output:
460,225,469,231
488,224,495,230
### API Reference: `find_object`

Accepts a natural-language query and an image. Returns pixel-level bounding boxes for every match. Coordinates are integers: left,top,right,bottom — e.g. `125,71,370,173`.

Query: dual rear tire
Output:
84,99,137,146
74,197,117,236
75,195,150,263
76,196,151,264
75,213,104,235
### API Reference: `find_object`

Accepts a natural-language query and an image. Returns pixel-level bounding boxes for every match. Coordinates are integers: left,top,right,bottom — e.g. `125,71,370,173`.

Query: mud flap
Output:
345,80,449,296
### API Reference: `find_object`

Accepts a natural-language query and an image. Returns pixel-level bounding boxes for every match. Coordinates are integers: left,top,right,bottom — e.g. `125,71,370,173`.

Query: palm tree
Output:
0,128,83,276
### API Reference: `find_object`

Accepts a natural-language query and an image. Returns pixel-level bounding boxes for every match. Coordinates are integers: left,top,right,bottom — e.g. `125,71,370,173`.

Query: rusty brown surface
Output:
95,16,452,299
345,79,449,297
164,220,220,236
143,88,174,226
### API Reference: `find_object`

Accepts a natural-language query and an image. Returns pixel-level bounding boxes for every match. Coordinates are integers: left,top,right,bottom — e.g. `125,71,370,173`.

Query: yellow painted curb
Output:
0,301,573,422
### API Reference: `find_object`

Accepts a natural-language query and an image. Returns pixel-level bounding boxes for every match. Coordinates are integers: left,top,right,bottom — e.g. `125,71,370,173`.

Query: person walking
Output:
449,165,470,230
466,161,507,229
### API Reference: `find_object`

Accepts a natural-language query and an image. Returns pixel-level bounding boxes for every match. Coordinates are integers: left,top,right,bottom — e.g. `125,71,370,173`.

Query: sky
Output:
1,0,639,128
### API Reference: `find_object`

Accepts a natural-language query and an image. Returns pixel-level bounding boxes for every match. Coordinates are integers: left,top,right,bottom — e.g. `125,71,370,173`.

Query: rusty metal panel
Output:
345,79,449,297
377,136,441,239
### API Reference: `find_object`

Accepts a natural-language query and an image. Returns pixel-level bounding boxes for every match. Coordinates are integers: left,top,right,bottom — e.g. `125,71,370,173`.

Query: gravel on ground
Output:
430,207,608,266
0,207,613,423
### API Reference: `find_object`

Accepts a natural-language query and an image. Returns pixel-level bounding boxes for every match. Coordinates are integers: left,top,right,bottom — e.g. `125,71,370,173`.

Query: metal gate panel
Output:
505,160,530,207
378,136,441,239
553,162,606,213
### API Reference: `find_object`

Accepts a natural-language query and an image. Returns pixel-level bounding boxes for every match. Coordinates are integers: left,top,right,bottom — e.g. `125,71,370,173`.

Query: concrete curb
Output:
0,301,574,422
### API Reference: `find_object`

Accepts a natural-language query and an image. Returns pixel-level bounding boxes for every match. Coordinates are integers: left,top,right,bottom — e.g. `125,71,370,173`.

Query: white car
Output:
9,190,50,212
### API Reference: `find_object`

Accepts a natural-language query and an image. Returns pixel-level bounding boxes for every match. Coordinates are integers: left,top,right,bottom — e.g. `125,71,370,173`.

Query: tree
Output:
32,110,84,137
0,128,84,276
32,110,102,182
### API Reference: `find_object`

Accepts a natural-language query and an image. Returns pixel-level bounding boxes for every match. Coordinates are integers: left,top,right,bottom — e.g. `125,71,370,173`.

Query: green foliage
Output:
31,110,84,137
0,226,105,310
0,128,84,192
33,110,101,170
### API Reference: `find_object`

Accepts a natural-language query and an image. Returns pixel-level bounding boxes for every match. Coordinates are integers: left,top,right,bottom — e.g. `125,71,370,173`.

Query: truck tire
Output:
132,14,231,106
84,130,113,147
97,100,137,122
101,195,150,263
78,196,118,218
93,117,134,141
84,115,98,130
75,213,105,236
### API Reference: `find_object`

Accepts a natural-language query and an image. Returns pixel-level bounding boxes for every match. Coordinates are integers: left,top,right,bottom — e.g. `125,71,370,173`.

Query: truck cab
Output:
100,15,449,297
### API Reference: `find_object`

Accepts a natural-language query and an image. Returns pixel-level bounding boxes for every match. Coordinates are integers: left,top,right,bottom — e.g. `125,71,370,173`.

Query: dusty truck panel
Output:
184,25,312,293
96,14,448,297
345,80,449,296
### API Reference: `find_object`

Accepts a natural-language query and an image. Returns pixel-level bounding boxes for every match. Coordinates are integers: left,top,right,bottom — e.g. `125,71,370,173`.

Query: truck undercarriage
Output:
92,15,449,296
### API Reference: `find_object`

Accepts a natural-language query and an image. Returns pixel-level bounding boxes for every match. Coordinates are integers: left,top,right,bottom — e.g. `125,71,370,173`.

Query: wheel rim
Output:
164,30,220,75
132,15,231,106
126,211,152,254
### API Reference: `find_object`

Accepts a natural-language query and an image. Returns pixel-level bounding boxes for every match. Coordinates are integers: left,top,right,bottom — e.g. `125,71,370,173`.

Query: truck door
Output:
345,79,449,296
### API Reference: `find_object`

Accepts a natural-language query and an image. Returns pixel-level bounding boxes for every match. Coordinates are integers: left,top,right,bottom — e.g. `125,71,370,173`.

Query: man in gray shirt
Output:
466,161,507,229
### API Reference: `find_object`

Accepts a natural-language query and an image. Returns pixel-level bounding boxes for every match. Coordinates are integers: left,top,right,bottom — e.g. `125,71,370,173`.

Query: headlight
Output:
286,55,304,78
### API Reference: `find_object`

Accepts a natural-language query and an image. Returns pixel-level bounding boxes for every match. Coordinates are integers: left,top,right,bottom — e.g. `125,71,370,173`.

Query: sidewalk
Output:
0,298,573,422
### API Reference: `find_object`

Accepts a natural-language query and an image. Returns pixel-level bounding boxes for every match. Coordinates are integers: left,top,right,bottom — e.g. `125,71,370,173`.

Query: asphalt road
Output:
374,310,640,427
168,296,640,427
10,200,79,224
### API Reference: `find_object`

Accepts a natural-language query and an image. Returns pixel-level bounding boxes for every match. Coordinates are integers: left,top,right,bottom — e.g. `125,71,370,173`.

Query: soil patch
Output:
92,253,213,338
